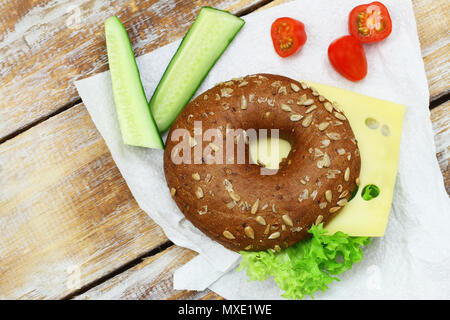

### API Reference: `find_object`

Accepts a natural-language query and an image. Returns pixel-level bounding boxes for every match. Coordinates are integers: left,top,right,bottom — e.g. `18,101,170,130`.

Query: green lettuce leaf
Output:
237,224,371,300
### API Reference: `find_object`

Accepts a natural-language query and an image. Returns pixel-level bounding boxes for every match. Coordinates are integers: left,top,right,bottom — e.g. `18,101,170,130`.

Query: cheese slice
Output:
306,82,406,237
248,83,405,237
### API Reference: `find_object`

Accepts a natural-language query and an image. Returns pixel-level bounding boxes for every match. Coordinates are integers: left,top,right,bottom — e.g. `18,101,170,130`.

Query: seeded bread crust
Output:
164,74,361,252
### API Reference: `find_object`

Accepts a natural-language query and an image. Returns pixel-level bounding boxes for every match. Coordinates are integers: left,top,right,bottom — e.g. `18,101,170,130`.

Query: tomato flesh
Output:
271,17,307,58
328,35,367,82
349,2,392,43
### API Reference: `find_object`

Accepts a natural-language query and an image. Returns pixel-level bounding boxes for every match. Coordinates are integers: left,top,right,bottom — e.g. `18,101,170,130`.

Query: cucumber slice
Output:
149,7,245,132
105,16,164,149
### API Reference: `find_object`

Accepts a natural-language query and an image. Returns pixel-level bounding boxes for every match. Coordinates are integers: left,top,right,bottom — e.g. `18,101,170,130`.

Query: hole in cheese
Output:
361,184,380,200
381,124,391,137
365,117,379,129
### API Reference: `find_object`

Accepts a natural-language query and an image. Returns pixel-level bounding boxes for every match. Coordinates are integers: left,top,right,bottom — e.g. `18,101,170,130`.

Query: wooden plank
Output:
0,0,266,141
0,0,448,142
73,245,220,300
412,0,449,101
430,101,450,194
0,104,169,299
0,0,268,300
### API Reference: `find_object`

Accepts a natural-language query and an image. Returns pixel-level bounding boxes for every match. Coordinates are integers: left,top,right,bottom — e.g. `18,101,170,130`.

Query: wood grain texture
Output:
0,0,448,142
0,0,448,301
412,0,449,101
0,104,168,299
430,101,450,194
75,0,450,299
0,0,266,141
73,245,220,300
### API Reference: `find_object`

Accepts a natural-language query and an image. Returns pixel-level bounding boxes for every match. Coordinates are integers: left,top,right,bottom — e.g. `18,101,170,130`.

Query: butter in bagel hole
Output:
249,137,291,170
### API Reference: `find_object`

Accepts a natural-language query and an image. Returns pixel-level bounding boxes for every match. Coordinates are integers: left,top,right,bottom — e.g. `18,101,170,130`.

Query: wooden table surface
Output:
0,0,448,300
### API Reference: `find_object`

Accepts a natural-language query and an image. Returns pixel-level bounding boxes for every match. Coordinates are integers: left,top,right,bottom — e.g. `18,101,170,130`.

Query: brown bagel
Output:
164,74,361,252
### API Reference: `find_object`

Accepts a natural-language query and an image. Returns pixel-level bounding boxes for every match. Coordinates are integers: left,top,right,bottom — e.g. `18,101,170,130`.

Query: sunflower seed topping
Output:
339,190,349,199
282,214,294,227
271,80,282,87
305,105,317,113
302,114,313,127
281,104,292,112
344,167,350,181
198,206,208,215
229,191,241,202
334,112,347,121
290,114,303,122
301,82,308,89
238,81,248,87
170,188,176,196
326,132,341,140
325,190,333,203
290,83,300,92
329,207,340,213
315,215,324,225
303,98,314,106
244,226,255,239
278,86,287,95
321,139,331,147
318,95,326,102
337,199,348,206
195,187,204,199
192,173,201,181
251,199,260,214
297,94,307,105
268,232,281,240
240,95,247,110
318,122,330,131
256,216,266,225
298,189,309,202
319,202,327,209
221,88,233,97
223,230,235,240
324,102,333,113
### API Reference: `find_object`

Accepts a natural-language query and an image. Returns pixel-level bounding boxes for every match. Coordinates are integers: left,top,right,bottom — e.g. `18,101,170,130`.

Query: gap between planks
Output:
62,240,174,300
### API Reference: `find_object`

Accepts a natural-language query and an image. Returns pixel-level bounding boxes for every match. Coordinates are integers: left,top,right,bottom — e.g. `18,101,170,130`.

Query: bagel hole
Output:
361,184,380,201
249,137,291,170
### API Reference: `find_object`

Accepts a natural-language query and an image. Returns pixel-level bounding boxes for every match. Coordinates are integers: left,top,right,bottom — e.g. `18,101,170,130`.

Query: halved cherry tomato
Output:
271,17,307,58
328,35,367,82
349,2,392,43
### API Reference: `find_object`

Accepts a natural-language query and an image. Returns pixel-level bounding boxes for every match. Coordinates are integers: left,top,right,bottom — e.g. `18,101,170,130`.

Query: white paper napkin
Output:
75,0,450,299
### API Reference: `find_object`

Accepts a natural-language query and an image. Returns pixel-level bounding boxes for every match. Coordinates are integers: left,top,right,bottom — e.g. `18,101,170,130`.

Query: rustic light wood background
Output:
0,0,448,300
